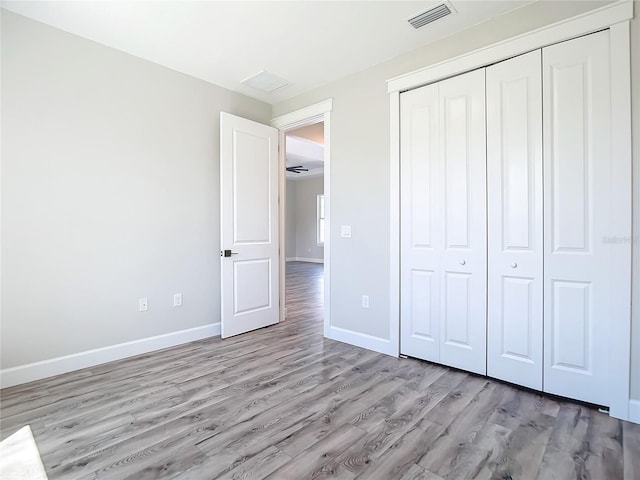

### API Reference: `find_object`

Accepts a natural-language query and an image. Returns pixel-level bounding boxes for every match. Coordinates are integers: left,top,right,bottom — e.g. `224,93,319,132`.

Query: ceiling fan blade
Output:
286,165,309,173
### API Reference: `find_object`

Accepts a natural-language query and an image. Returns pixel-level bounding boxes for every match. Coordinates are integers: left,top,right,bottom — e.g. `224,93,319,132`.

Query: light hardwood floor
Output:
1,261,638,479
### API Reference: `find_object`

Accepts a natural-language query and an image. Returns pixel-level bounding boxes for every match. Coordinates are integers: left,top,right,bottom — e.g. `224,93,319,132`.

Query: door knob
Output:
511,262,518,268
221,250,239,257
460,260,466,266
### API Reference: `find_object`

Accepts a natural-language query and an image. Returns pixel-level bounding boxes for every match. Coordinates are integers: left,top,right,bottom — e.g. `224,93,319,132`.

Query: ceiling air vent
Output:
241,70,289,93
408,2,454,29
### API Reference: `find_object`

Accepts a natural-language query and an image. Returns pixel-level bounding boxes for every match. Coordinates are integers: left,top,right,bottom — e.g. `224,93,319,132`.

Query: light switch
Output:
139,297,148,312
341,225,352,238
362,295,369,308
173,293,183,307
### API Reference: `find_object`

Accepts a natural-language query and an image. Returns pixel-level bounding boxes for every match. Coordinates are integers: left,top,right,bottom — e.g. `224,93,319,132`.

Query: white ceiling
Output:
1,0,535,104
286,123,324,180
286,135,324,180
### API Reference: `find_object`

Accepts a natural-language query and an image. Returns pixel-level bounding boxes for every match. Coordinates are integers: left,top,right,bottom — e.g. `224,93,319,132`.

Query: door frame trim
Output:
389,2,633,420
272,99,333,336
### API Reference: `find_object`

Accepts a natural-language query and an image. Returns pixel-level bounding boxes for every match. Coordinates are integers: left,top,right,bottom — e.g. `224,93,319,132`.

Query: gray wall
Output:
285,177,324,261
285,179,297,259
273,0,640,400
1,11,271,368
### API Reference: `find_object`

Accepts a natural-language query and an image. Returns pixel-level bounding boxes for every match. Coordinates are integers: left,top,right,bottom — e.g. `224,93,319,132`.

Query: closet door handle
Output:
460,260,466,266
510,262,518,268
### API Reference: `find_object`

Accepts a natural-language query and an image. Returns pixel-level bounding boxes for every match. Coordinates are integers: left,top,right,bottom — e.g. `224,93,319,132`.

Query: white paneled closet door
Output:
400,69,487,375
486,51,543,390
438,70,487,375
400,83,441,363
542,31,612,406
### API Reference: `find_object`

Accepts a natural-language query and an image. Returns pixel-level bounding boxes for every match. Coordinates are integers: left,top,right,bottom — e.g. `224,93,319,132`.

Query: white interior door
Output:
438,69,487,375
542,31,612,405
220,112,279,338
400,83,441,362
487,50,543,390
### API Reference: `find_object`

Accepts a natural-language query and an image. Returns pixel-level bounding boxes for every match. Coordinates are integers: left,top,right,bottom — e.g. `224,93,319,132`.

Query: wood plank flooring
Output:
1,261,638,479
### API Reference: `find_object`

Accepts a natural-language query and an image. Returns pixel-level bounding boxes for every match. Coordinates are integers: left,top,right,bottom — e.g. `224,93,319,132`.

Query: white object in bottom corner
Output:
0,425,49,480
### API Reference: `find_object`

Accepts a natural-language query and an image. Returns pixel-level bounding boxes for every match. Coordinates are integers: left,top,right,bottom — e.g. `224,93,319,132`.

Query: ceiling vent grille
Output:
408,3,453,29
241,70,289,93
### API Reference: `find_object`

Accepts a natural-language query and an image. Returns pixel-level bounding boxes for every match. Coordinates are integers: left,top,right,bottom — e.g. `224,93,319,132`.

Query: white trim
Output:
389,5,633,421
389,91,401,358
327,326,396,356
286,257,324,264
272,99,332,337
271,99,333,130
607,20,633,422
323,113,332,338
629,400,640,424
279,129,288,323
387,0,633,93
0,323,220,389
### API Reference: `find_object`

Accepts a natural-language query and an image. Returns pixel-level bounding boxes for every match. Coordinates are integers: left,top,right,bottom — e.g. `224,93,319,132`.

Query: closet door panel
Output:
400,84,441,361
543,31,611,406
439,69,487,375
487,51,543,390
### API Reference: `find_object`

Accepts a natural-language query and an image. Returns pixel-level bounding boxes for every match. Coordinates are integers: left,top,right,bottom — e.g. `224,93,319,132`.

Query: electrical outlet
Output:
173,293,183,307
139,297,148,312
362,295,369,309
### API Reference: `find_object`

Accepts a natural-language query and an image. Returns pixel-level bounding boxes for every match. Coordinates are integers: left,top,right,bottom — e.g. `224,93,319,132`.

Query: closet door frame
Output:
389,2,632,421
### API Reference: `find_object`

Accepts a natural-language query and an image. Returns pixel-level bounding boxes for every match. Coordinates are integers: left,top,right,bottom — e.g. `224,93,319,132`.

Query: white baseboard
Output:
0,323,220,389
629,399,640,424
327,326,398,357
286,257,324,264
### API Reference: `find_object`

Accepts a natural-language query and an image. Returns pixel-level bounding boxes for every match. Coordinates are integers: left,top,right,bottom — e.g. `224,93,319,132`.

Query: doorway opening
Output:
272,98,332,337
284,124,325,327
